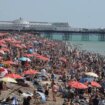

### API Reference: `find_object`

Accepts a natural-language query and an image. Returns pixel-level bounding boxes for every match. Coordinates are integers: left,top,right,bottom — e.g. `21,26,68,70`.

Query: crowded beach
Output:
0,32,105,105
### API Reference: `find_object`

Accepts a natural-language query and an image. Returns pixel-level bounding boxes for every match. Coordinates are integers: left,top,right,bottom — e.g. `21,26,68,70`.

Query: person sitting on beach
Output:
51,71,56,81
17,90,23,96
62,72,67,87
23,96,31,105
99,96,105,105
88,82,92,96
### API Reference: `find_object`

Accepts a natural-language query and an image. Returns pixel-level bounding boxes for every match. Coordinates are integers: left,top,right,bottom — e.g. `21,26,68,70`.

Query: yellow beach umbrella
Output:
0,77,17,83
85,72,98,78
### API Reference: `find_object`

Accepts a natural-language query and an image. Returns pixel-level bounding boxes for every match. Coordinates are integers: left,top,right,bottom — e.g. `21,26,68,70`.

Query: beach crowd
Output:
0,32,105,105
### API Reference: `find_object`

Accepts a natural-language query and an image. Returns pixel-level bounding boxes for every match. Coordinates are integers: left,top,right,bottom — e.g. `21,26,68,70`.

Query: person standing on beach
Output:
92,95,99,105
44,83,49,100
0,81,3,94
52,82,58,101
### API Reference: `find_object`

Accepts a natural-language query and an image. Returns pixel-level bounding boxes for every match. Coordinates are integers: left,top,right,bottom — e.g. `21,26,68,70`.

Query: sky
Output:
0,0,105,28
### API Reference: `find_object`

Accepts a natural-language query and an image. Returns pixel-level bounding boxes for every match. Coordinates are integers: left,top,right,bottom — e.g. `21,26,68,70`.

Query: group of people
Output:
0,32,105,105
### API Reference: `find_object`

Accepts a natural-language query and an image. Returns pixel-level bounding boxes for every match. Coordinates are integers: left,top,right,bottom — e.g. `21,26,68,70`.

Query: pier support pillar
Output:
62,33,72,41
81,33,89,41
45,33,53,39
98,34,105,41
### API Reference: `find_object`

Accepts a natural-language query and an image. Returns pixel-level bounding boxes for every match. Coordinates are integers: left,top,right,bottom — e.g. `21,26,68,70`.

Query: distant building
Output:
0,18,70,31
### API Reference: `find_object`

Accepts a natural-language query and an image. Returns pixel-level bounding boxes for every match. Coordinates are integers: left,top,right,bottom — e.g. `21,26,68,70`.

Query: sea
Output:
48,34,105,56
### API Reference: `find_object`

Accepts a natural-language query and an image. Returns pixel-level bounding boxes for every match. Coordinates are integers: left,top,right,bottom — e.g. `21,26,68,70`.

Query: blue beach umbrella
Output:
80,77,94,83
18,57,31,62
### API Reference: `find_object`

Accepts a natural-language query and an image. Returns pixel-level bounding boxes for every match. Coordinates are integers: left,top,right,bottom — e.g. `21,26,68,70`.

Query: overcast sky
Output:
0,0,105,28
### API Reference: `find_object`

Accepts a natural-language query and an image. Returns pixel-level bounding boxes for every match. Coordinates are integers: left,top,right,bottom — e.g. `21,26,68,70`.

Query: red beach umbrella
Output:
2,61,16,65
91,81,101,88
69,81,88,89
33,53,49,61
0,56,3,60
33,53,40,57
0,67,8,77
0,50,5,54
24,54,33,57
0,40,5,44
68,80,78,86
13,44,22,49
0,67,6,72
23,69,38,75
59,57,67,62
1,48,9,52
36,55,49,61
6,73,22,79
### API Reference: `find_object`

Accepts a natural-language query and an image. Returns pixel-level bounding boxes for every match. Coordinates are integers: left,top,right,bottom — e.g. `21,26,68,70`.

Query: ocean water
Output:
50,34,105,55
71,41,105,55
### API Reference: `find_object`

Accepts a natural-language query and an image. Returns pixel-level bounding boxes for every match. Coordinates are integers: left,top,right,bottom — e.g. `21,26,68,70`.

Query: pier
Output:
0,18,105,41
